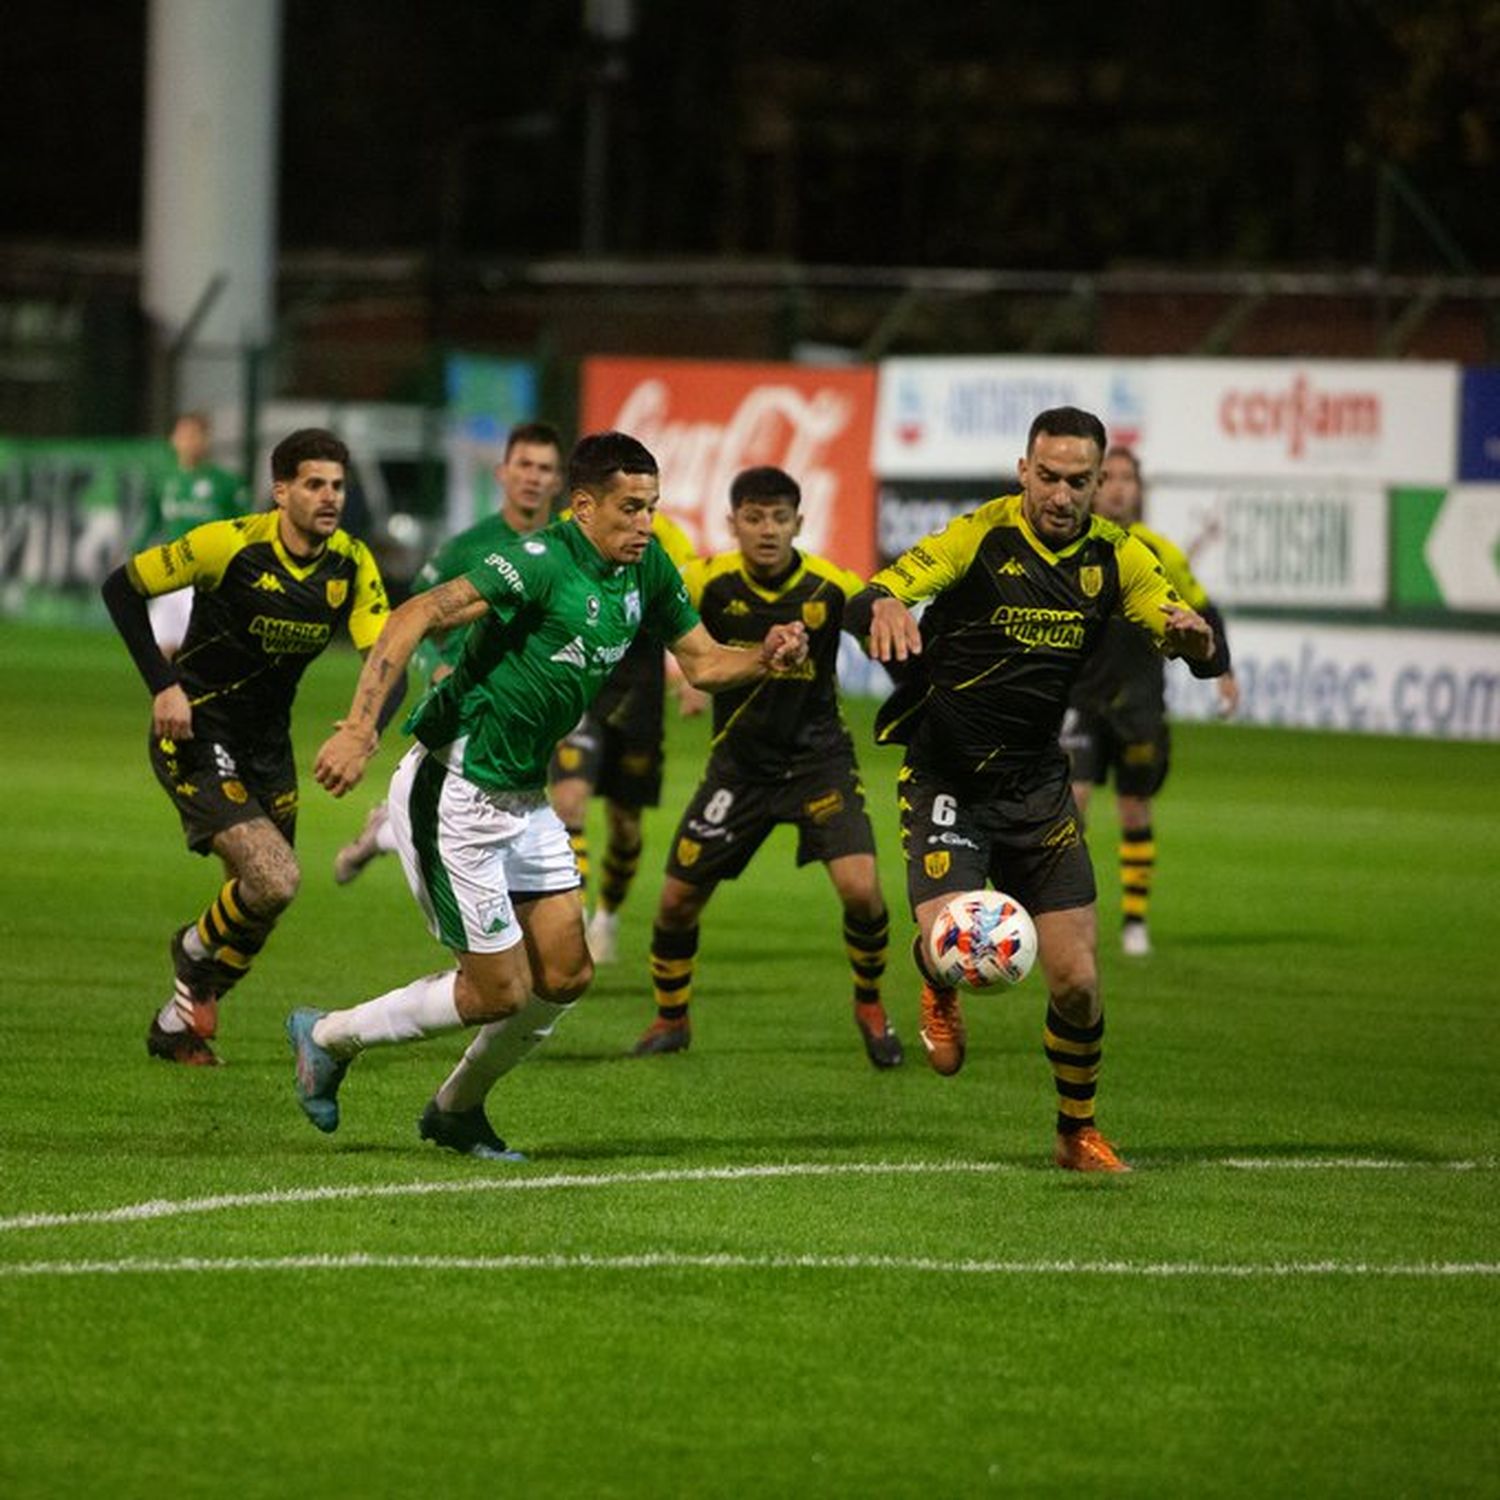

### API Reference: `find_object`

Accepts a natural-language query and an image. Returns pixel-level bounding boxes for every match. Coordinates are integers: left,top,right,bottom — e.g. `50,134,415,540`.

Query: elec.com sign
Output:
1143,361,1458,483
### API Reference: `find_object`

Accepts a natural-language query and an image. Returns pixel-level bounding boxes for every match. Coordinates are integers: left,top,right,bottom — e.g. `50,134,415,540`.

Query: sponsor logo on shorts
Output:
924,850,951,878
804,789,844,824
927,831,979,849
477,896,511,935
1043,816,1081,848
174,781,198,798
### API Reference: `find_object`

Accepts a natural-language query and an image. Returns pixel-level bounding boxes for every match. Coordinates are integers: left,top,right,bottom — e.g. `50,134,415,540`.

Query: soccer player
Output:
332,421,566,884
133,411,248,657
102,428,393,1065
1062,447,1239,956
286,432,808,1159
844,406,1225,1172
632,465,903,1069
547,503,702,965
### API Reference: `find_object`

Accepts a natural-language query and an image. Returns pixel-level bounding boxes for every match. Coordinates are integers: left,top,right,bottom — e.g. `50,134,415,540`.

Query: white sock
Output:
182,926,211,961
374,819,399,854
312,971,462,1057
155,992,189,1033
433,996,572,1113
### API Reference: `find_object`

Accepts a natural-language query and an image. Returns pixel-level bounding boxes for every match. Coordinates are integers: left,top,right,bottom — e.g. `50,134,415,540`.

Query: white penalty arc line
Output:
1,1156,1493,1238
2,1252,1497,1281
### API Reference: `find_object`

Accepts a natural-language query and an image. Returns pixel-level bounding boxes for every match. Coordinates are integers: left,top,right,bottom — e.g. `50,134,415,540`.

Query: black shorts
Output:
665,756,877,887
898,754,1095,917
149,732,298,855
548,711,665,809
1061,706,1171,799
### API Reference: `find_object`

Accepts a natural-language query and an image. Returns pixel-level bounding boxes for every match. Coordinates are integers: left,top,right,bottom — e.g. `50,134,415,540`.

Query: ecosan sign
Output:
1142,360,1459,482
1145,482,1387,608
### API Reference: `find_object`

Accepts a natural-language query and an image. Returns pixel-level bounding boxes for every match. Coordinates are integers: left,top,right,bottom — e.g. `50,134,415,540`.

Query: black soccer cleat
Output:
854,1001,905,1069
418,1099,526,1161
146,1016,222,1067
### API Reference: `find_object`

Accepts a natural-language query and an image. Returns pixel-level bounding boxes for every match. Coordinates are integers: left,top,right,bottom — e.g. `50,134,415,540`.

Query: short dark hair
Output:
730,466,801,510
567,431,658,497
1027,406,1107,456
505,421,563,459
271,428,350,482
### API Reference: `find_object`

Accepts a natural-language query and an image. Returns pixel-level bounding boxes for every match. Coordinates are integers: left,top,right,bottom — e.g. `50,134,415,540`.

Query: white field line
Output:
0,1156,1493,1238
2,1253,1498,1281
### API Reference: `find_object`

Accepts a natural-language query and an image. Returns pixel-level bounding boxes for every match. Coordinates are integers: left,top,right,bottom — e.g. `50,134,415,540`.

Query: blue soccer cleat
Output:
286,1008,349,1134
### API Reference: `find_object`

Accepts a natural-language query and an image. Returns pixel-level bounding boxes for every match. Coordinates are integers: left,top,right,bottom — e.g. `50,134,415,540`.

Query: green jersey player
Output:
331,422,564,884
286,431,809,1159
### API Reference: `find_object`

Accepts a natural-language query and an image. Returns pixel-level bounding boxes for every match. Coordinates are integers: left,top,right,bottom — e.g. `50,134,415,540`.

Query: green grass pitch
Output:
1,624,1497,1499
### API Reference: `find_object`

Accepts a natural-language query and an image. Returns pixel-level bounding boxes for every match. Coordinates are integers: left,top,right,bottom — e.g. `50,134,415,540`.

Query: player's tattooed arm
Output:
314,578,487,796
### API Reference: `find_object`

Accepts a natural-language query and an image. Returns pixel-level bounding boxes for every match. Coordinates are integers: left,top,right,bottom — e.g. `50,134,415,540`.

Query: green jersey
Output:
135,462,246,550
406,518,699,793
409,511,525,681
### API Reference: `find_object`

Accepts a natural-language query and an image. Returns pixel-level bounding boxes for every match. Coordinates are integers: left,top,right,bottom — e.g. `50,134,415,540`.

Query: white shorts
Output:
386,745,580,954
148,588,194,653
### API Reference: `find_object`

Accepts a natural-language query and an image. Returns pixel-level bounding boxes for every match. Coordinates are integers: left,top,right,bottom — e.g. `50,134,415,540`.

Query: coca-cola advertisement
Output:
580,357,879,575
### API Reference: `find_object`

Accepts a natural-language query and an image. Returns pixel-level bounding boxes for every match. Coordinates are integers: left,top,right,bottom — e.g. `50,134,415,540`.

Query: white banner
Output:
875,358,1149,478
1167,620,1500,740
1145,481,1388,608
1142,361,1458,482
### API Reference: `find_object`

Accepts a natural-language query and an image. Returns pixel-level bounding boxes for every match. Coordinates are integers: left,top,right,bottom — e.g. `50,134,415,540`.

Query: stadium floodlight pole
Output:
580,0,635,256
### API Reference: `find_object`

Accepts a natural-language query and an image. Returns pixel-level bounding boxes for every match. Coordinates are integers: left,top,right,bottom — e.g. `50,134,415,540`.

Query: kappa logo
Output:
252,572,285,593
550,636,588,669
724,599,752,616
997,557,1027,578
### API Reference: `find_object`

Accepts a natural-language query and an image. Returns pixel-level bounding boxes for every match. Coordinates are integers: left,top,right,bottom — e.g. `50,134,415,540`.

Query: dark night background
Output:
5,0,1498,272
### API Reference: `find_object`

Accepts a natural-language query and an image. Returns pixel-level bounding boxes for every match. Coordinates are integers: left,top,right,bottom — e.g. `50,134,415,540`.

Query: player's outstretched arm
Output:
315,577,486,796
669,620,808,692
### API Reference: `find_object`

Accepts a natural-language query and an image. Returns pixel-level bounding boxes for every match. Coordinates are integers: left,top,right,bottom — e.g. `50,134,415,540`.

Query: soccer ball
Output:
928,889,1038,990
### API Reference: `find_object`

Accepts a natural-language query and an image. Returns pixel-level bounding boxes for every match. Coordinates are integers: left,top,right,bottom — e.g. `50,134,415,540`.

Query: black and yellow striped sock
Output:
650,924,698,1021
599,836,642,915
195,879,278,987
566,825,590,895
1120,824,1155,928
1044,1004,1104,1135
844,909,889,1007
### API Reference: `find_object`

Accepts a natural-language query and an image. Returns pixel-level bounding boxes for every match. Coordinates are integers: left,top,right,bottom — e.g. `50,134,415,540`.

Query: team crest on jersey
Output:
586,595,601,623
323,579,347,608
1079,565,1102,598
623,588,642,626
676,837,702,868
801,600,828,630
924,850,951,878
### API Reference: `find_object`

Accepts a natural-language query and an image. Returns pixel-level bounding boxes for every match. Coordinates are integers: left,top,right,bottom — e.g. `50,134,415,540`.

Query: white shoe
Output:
334,803,389,885
586,907,619,963
1121,922,1152,957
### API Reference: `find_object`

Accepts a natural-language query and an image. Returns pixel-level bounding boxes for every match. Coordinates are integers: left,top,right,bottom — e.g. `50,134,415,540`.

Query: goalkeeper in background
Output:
1062,447,1238,957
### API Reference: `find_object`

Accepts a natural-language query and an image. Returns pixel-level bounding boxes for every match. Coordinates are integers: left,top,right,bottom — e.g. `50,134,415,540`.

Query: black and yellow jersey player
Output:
845,406,1226,1174
102,428,395,1067
631,464,904,1071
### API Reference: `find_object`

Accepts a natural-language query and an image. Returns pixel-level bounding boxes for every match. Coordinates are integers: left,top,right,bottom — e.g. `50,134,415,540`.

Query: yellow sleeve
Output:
681,555,716,609
803,554,866,601
867,495,1009,604
1117,533,1191,645
1132,523,1210,612
346,538,392,651
652,510,700,572
125,517,245,597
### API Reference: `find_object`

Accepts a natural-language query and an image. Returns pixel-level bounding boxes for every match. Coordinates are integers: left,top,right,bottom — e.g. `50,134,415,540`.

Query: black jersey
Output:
127,511,388,745
867,494,1187,779
690,548,866,780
